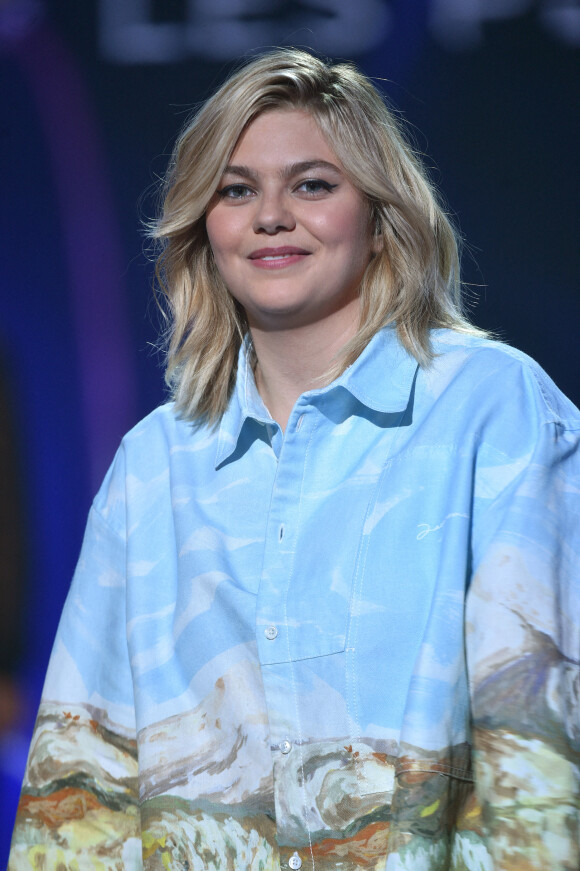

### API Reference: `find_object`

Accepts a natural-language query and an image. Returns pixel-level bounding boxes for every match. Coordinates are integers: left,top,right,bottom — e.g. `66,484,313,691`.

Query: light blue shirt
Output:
10,327,580,870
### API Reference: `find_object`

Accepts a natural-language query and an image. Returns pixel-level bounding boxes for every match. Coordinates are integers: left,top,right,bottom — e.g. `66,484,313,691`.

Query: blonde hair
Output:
151,48,482,425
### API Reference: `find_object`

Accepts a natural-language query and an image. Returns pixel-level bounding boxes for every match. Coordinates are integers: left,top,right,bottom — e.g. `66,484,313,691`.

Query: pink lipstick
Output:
248,246,310,269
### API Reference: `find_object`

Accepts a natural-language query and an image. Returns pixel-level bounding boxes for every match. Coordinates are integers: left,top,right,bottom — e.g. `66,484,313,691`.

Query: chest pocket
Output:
258,462,397,664
257,409,417,666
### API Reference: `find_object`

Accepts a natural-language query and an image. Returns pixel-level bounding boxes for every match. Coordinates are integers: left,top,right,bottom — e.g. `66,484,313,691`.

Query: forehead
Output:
229,109,340,170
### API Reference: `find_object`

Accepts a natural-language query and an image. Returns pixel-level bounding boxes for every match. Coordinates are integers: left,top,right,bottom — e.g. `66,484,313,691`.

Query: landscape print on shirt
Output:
9,701,141,870
11,606,578,871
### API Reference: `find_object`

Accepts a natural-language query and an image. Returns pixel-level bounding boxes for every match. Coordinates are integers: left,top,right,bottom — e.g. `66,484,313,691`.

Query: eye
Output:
216,183,254,200
295,179,337,196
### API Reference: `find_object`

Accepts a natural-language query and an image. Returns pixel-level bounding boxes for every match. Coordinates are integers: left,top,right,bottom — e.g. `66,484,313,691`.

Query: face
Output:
205,109,378,336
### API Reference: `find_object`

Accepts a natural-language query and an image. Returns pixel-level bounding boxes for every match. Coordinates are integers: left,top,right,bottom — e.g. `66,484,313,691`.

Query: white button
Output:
280,740,292,754
264,626,278,640
296,414,304,430
288,852,302,870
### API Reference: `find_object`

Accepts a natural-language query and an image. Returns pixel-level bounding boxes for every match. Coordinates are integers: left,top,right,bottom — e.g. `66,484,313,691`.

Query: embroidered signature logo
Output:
416,513,469,540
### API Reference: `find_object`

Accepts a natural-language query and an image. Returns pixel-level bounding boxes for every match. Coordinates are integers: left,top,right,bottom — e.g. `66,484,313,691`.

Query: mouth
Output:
248,246,310,263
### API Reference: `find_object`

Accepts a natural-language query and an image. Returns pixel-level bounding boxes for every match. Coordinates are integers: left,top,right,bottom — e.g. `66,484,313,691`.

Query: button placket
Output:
255,410,316,862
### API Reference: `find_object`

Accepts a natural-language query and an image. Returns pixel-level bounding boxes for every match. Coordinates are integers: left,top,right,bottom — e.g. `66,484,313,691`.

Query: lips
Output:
248,246,310,261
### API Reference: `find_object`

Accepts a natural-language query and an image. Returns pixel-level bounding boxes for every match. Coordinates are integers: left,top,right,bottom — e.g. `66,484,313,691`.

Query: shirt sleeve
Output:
466,363,580,869
8,447,142,870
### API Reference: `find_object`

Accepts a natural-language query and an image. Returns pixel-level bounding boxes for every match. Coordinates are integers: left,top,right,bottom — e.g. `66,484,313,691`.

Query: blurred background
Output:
0,0,578,858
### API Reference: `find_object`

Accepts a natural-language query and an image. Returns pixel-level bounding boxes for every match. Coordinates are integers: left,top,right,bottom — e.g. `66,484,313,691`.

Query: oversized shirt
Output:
9,326,580,871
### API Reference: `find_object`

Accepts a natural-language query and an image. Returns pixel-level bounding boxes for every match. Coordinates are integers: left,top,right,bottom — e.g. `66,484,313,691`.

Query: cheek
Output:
205,210,240,260
205,222,221,260
317,205,373,252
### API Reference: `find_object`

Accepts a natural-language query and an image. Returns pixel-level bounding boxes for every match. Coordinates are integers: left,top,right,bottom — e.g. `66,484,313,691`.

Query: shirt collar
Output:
332,325,419,412
215,326,418,468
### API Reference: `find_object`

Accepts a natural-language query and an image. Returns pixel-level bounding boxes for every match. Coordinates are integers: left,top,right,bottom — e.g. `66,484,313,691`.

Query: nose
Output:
253,190,295,235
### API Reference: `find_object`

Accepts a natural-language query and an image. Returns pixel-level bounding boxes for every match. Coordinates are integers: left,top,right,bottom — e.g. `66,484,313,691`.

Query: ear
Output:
371,228,383,255
370,208,383,255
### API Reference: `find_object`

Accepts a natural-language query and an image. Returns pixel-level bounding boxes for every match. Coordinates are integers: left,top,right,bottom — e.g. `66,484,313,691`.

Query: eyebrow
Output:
222,159,343,180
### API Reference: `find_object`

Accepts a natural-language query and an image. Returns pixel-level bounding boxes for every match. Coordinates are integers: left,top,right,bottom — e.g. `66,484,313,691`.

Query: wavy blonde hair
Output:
151,48,482,425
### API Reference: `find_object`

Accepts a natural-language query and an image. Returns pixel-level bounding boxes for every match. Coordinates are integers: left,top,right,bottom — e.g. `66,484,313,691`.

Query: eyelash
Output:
216,184,253,199
296,179,337,195
216,179,338,200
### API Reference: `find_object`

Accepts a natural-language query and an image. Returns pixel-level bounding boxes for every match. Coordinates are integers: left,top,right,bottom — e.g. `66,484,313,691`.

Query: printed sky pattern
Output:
9,327,580,869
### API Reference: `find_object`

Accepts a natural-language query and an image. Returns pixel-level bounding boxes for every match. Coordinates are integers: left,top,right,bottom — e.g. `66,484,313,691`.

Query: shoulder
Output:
426,330,580,432
92,403,217,528
118,402,221,460
121,402,194,446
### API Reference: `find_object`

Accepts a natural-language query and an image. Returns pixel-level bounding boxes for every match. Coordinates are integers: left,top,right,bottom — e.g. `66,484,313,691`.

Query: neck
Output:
250,310,359,431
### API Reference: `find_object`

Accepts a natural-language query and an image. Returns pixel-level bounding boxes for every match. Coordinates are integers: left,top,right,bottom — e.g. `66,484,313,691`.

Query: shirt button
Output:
280,740,292,754
288,852,302,870
264,626,278,640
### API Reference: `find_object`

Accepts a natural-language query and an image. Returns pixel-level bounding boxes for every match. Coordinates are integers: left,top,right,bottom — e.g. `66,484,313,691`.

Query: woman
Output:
9,49,580,870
